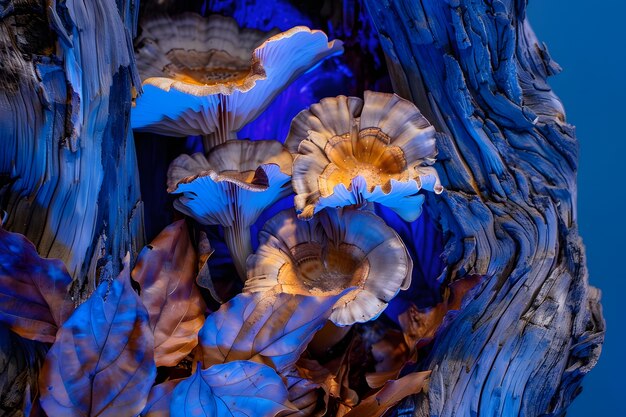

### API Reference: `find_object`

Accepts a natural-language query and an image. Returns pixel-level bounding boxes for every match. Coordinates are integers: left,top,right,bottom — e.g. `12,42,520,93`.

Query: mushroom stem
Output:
309,321,352,356
202,130,237,152
223,221,253,283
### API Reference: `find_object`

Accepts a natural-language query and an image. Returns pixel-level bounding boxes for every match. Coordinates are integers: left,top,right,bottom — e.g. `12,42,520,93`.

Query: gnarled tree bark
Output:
362,0,604,415
0,0,605,415
0,0,143,412
0,0,143,297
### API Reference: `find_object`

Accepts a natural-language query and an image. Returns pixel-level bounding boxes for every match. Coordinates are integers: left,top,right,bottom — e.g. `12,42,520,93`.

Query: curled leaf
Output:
170,361,296,417
39,258,156,417
366,330,409,388
199,287,351,373
366,276,481,388
0,227,74,343
400,275,481,349
194,231,215,292
132,220,206,367
297,348,358,412
283,366,328,417
344,371,431,417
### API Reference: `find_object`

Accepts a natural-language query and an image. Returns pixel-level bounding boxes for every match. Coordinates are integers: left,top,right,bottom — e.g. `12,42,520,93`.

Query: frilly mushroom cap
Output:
244,208,413,326
286,91,443,222
131,13,343,137
167,140,293,227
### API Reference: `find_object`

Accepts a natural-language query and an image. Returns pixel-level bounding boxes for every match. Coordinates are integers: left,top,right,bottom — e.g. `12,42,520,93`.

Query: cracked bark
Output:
362,0,604,415
0,0,143,412
0,0,143,297
0,0,605,415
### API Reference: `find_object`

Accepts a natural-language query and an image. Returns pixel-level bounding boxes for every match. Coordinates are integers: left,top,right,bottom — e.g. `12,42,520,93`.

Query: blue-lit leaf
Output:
0,226,74,343
141,379,182,417
39,257,156,417
199,288,350,373
170,361,295,417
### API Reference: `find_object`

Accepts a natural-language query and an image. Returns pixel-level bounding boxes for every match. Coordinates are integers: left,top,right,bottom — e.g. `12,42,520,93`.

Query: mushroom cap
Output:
286,91,443,221
244,208,413,326
167,140,293,227
131,13,343,137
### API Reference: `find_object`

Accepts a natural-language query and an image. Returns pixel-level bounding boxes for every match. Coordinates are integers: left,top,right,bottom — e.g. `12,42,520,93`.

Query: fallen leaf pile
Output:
0,221,480,416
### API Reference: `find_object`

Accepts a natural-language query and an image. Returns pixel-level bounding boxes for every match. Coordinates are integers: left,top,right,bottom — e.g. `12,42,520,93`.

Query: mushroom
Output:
167,140,292,281
286,91,443,221
244,208,412,326
132,13,343,150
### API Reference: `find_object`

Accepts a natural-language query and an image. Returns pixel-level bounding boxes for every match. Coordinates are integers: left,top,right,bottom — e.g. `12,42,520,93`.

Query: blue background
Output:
528,1,626,415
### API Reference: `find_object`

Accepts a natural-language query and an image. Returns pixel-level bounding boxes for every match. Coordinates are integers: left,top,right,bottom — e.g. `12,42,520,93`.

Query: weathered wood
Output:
0,0,143,297
0,1,144,412
362,0,604,415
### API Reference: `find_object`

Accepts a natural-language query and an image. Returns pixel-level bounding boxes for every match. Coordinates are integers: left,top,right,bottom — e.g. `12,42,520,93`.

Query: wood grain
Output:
362,1,604,415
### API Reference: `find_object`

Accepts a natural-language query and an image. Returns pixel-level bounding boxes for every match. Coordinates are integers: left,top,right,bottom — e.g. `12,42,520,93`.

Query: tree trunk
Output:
0,0,142,411
0,0,143,297
362,0,604,415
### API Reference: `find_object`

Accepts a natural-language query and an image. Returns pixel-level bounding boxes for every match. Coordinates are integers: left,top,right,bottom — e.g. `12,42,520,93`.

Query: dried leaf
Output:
39,258,156,417
400,275,481,349
132,220,206,367
170,361,296,417
343,371,431,417
0,227,74,343
199,288,351,373
366,330,409,388
283,366,328,417
297,349,358,411
326,342,359,413
365,276,480,389
141,379,182,417
194,231,215,292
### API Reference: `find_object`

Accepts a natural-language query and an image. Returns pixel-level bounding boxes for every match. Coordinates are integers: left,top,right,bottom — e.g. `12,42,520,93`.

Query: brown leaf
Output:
366,276,480,389
343,371,431,417
0,227,74,343
296,345,358,412
283,367,328,417
132,220,207,367
198,287,352,373
365,330,410,388
194,231,214,291
39,257,156,417
400,275,481,349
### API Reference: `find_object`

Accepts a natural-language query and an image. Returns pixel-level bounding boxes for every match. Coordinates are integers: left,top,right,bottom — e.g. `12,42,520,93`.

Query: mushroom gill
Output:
167,140,293,281
244,208,412,326
132,13,343,151
286,91,443,222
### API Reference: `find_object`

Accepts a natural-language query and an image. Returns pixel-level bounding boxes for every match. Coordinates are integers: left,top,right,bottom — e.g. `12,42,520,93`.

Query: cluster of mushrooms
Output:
133,12,442,344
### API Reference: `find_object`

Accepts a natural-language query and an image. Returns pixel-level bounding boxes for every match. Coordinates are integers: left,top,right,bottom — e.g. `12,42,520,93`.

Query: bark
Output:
361,0,604,415
0,0,143,297
0,1,143,412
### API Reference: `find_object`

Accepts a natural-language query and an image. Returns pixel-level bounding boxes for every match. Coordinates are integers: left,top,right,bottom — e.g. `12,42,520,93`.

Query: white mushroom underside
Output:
132,25,343,137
